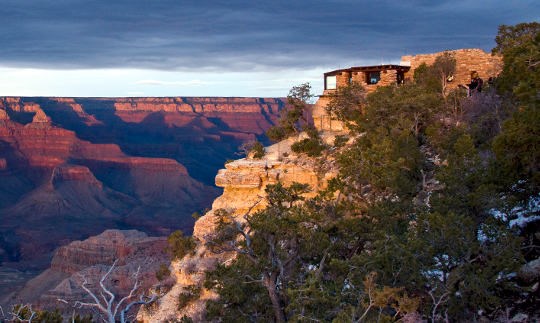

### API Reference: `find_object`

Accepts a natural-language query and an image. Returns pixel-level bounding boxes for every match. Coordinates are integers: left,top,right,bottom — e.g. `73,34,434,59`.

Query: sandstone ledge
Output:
139,132,340,322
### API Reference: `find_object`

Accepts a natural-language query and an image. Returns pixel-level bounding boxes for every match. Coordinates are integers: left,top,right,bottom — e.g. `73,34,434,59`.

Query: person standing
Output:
467,71,483,96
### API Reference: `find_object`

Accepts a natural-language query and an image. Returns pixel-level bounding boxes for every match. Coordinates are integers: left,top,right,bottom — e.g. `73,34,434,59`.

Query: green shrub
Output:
167,230,196,260
291,138,325,157
304,124,319,139
266,126,286,142
291,127,325,157
178,285,201,310
333,135,349,148
156,263,171,281
250,141,265,159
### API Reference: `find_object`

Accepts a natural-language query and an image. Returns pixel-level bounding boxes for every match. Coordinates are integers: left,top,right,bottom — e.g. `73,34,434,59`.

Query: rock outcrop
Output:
138,132,340,322
3,230,169,313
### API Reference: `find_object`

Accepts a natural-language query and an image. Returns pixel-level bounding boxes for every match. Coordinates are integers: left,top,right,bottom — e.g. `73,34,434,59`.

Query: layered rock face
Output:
138,133,340,322
3,230,169,312
0,96,284,301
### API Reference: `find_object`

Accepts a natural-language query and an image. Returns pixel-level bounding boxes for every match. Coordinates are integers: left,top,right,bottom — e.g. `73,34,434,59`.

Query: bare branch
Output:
9,304,36,323
99,260,118,309
113,266,142,318
78,274,107,313
66,259,159,323
428,289,449,323
120,294,158,323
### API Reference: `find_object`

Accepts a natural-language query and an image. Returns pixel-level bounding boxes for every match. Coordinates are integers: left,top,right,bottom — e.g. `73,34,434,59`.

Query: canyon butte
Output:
0,96,285,304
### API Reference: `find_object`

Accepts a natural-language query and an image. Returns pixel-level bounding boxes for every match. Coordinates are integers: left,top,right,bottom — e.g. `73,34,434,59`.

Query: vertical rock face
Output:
0,96,285,304
138,134,339,322
0,108,9,121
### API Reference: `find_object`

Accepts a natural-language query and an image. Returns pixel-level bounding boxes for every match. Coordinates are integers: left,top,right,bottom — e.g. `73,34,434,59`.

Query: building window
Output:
325,75,337,90
367,71,380,85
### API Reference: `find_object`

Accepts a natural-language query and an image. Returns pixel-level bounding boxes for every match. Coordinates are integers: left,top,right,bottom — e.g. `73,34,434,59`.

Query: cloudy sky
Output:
0,0,538,97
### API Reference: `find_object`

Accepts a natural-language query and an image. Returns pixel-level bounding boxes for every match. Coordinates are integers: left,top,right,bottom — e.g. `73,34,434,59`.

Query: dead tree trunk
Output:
263,272,286,323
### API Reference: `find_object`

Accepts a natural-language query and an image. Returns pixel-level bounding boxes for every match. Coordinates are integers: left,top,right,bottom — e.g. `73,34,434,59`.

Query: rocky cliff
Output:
0,96,284,301
138,132,341,322
2,230,169,312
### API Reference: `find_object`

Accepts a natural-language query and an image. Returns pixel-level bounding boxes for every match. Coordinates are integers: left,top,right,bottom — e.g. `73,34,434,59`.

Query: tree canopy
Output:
203,22,539,322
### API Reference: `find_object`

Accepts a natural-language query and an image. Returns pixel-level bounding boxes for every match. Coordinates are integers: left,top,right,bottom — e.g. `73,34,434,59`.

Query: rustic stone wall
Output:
312,48,503,132
378,69,398,88
336,71,351,88
311,95,346,131
401,48,502,89
352,71,366,84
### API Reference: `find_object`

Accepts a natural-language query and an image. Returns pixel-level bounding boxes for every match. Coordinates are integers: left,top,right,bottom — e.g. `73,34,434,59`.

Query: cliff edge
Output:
138,131,342,322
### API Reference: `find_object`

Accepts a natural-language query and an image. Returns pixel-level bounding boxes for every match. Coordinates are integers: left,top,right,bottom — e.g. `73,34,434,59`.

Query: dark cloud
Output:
0,0,538,71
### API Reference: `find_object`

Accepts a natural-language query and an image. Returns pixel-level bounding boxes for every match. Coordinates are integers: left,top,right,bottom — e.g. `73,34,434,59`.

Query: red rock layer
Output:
4,230,169,312
0,95,283,305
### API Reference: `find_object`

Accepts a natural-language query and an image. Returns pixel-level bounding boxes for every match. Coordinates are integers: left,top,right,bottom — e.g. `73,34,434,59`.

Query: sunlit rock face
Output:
139,133,339,322
0,96,284,304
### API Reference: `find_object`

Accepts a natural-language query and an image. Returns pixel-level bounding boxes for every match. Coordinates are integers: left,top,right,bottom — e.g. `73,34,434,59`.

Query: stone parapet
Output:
401,48,502,89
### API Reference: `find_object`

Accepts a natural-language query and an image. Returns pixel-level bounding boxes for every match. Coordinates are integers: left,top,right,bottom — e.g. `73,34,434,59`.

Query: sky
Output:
0,0,538,98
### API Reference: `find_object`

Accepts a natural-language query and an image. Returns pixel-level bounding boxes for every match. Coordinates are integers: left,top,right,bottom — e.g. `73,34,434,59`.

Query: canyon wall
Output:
0,96,284,304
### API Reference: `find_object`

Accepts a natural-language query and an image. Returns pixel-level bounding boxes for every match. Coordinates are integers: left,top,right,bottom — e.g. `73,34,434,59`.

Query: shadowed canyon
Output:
0,96,284,303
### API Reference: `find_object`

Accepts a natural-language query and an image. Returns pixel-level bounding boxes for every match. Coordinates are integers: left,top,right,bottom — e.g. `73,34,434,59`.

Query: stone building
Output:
324,64,411,94
313,48,502,131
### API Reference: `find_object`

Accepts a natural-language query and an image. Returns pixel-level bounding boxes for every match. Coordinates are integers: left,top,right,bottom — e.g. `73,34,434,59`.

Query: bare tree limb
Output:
120,294,158,323
68,259,159,323
113,266,141,318
9,304,36,323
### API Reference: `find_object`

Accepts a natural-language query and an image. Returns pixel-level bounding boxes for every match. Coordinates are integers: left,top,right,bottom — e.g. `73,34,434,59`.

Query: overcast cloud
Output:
0,0,538,96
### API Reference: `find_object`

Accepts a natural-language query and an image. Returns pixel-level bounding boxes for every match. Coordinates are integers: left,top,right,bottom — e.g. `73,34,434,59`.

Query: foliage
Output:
10,305,63,323
493,22,540,106
363,82,442,137
205,183,314,322
414,52,456,97
333,135,349,148
491,22,540,203
204,23,535,322
238,140,265,159
9,305,94,323
325,81,366,126
167,230,196,260
290,125,326,157
250,141,265,159
177,285,201,310
156,263,171,281
266,82,313,141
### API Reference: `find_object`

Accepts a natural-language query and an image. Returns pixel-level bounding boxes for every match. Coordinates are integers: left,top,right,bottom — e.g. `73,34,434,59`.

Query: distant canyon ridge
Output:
0,97,284,281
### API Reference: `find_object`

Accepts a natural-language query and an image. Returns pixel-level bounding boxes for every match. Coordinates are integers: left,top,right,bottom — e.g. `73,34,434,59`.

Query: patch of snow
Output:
422,269,445,282
489,194,540,228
